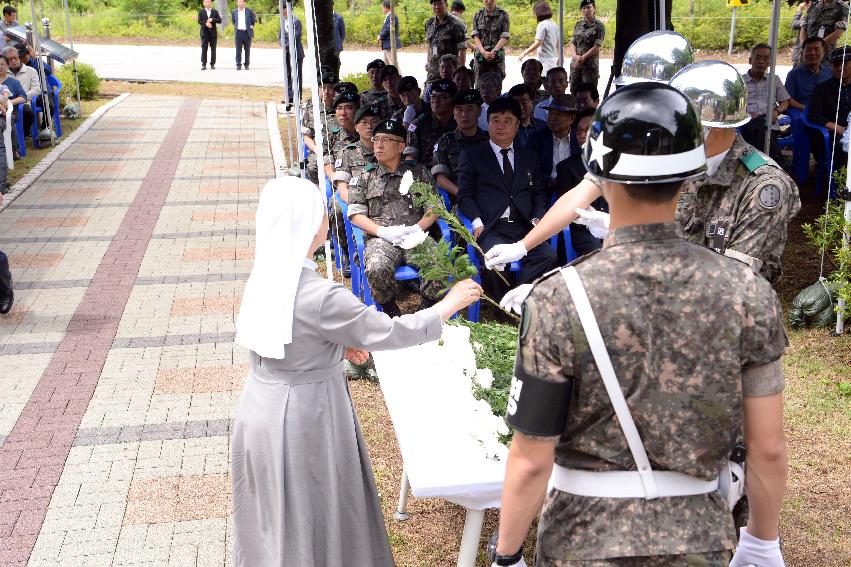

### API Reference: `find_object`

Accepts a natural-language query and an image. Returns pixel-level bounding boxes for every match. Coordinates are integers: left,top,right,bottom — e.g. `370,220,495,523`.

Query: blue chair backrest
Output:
47,75,61,92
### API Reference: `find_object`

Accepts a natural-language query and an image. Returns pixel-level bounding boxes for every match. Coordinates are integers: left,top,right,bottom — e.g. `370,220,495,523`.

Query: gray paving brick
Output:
111,332,235,349
0,342,59,356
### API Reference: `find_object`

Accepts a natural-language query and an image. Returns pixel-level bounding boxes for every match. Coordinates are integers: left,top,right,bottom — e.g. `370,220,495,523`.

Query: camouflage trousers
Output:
570,65,600,92
537,551,732,566
307,152,319,184
364,236,443,305
329,197,349,257
473,57,506,83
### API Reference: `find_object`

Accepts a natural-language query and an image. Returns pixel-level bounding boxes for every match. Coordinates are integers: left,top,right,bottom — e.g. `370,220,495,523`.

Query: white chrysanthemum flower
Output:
399,170,414,195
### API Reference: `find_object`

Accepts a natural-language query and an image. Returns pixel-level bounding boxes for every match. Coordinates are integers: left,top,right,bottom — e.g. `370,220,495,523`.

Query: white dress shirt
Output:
237,8,247,30
551,131,572,179
471,141,515,230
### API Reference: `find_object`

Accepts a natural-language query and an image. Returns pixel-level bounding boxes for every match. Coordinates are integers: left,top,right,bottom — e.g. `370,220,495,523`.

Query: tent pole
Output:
659,0,666,31
278,0,295,168
558,0,564,68
389,0,398,67
28,0,54,147
287,0,305,173
836,169,850,334
62,0,82,118
764,0,781,155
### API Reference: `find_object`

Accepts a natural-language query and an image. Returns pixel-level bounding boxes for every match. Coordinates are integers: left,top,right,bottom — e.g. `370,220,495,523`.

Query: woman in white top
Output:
519,1,560,74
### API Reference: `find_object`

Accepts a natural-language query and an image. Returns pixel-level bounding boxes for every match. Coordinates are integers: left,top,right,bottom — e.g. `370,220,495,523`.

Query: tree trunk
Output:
311,0,340,78
689,0,694,18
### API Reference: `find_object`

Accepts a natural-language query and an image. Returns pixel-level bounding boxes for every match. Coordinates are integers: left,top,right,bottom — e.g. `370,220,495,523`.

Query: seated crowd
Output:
302,57,602,315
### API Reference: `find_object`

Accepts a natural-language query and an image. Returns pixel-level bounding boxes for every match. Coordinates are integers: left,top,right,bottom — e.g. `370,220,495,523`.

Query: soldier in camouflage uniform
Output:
347,119,444,316
327,91,361,166
471,0,510,83
432,88,489,199
802,0,849,62
379,65,405,119
425,0,468,84
568,0,606,91
490,82,788,567
302,67,340,184
361,59,390,109
406,78,458,166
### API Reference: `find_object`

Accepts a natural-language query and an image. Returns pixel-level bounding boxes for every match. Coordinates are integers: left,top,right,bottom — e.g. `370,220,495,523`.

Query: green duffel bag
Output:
789,280,836,329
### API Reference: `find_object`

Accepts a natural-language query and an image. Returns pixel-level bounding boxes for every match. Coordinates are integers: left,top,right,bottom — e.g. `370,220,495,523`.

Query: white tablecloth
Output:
373,325,506,511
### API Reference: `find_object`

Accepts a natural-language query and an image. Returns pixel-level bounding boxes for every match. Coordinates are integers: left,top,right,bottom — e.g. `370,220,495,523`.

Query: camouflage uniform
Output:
517,222,786,565
346,161,443,304
424,14,467,83
431,127,490,186
471,6,510,80
676,135,801,284
804,0,849,61
406,111,458,166
328,140,377,259
570,17,606,89
361,89,396,119
301,102,340,184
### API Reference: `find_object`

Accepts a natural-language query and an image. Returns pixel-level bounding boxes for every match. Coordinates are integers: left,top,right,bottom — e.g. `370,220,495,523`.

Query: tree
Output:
300,0,339,78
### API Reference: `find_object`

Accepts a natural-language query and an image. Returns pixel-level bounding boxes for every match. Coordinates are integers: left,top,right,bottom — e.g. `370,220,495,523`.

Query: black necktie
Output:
500,147,514,189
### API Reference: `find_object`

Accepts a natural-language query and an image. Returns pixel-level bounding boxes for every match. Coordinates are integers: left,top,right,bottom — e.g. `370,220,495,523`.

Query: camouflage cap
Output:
372,119,407,140
430,79,459,97
319,66,338,85
334,81,359,94
831,46,851,63
452,88,483,106
333,91,361,108
366,59,385,72
354,105,382,123
396,76,420,93
580,0,595,7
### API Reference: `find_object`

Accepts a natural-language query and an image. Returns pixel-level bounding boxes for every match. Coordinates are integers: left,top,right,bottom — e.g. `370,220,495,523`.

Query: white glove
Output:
499,284,533,315
491,558,528,567
574,206,610,239
377,225,419,246
729,528,784,567
484,241,527,271
398,227,428,250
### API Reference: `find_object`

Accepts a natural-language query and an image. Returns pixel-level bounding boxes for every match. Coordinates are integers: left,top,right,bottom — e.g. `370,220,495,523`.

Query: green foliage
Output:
56,61,101,100
801,173,851,322
407,237,478,298
120,0,176,25
839,382,851,398
340,72,371,93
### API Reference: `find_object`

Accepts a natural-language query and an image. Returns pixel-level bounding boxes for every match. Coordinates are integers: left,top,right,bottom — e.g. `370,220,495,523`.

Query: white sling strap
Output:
559,266,660,500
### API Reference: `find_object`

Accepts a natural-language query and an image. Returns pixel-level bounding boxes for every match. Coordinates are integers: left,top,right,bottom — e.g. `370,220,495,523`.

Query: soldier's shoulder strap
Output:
739,150,768,173
363,162,377,172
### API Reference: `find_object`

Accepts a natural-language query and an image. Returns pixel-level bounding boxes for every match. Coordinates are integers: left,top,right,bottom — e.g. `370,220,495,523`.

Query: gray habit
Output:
231,266,443,567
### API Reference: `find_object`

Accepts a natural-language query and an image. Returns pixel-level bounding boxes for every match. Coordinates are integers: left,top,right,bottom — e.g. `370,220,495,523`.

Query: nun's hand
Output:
436,279,483,321
345,347,370,366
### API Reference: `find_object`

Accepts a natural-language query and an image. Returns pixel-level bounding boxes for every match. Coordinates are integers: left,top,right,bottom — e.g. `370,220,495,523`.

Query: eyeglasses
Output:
371,136,404,145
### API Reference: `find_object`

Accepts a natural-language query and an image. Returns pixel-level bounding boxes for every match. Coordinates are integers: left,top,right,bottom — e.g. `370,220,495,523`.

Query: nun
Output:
231,177,482,567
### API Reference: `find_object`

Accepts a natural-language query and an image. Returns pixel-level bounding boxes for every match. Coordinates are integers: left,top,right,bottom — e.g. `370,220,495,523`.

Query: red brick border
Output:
0,99,201,566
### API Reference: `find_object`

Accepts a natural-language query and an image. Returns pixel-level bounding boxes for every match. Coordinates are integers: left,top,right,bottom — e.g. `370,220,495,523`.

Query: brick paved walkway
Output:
0,95,273,566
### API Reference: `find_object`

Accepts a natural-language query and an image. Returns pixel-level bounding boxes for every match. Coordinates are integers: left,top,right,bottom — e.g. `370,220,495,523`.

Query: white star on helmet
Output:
588,131,613,168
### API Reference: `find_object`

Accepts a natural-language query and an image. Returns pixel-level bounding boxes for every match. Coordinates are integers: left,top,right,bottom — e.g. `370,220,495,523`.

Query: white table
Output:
373,325,506,567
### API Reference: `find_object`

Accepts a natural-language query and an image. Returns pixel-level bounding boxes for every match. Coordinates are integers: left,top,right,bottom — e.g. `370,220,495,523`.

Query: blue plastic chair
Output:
350,218,452,311
802,106,835,196
31,75,63,148
13,103,26,157
333,192,363,299
775,109,809,185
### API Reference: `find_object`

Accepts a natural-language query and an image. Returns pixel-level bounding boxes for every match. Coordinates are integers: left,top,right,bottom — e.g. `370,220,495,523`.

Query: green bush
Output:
120,0,176,26
56,61,101,100
340,72,371,92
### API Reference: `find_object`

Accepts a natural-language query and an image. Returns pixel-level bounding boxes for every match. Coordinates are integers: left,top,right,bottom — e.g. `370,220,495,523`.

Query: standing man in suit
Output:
198,0,222,70
232,0,256,70
280,3,304,102
458,96,557,299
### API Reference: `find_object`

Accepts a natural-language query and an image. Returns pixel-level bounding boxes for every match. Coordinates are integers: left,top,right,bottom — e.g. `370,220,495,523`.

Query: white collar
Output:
705,149,730,177
303,258,317,270
489,139,513,155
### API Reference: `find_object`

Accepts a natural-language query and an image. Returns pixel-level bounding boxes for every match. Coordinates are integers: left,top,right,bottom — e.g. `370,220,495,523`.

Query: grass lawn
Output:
37,81,848,565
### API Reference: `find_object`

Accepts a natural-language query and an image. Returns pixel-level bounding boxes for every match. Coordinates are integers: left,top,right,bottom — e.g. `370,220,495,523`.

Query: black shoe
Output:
236,65,242,70
0,288,13,315
210,64,215,69
341,255,351,278
201,64,206,70
379,300,402,318
244,65,249,70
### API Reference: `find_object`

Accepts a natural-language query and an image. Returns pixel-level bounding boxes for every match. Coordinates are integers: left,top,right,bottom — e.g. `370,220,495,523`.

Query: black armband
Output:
505,361,572,437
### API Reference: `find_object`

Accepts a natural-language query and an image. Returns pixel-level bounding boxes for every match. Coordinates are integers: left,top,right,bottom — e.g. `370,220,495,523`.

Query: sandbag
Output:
789,281,835,329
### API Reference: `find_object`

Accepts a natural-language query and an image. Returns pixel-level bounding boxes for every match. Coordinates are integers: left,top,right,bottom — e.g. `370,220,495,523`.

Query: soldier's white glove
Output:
730,528,784,567
484,241,527,271
499,284,533,315
377,225,419,246
398,227,428,250
491,558,528,567
574,206,610,239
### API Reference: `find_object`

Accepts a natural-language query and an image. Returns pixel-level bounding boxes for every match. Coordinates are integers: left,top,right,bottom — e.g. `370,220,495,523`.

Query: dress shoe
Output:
236,65,242,70
0,288,13,315
210,64,215,69
341,255,351,279
201,64,206,70
379,300,402,318
244,65,249,70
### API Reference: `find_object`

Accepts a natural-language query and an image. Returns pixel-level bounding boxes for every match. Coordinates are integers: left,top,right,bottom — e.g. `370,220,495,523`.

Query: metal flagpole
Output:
27,1,54,147
302,0,333,280
764,0,781,155
728,7,737,55
286,0,305,174
659,0,666,30
278,0,295,168
389,0,398,67
61,0,82,118
558,0,564,68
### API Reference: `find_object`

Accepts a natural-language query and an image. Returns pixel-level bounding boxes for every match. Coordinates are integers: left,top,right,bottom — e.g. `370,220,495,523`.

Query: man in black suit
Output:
458,96,557,300
231,0,256,70
198,0,222,70
528,93,580,202
279,3,304,102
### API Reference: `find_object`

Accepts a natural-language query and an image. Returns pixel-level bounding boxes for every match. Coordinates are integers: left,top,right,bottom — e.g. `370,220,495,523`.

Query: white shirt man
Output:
237,8,247,30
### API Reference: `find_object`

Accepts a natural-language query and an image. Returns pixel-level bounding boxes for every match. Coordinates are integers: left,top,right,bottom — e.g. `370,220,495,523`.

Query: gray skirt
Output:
231,354,395,567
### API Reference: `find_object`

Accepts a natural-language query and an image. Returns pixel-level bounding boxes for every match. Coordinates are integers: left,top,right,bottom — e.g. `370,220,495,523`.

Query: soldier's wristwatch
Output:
486,532,523,566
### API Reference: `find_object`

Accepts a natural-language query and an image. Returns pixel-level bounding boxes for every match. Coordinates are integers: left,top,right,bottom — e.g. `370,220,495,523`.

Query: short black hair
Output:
382,0,392,9
507,83,532,100
451,1,465,12
801,36,826,49
487,97,522,121
521,58,543,74
750,43,771,60
546,66,567,80
2,6,15,17
379,65,400,84
573,82,599,101
453,66,474,83
622,181,683,204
